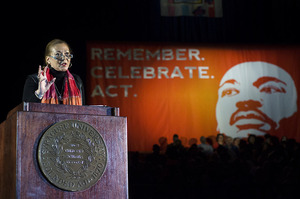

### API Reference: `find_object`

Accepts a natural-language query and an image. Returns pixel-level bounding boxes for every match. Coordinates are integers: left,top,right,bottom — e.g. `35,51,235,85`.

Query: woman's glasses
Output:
50,52,74,61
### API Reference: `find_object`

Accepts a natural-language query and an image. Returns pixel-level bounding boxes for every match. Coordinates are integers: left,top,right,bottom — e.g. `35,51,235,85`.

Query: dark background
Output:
1,0,300,122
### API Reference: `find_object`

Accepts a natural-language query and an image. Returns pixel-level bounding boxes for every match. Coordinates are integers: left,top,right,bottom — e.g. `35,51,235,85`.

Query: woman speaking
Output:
23,39,84,105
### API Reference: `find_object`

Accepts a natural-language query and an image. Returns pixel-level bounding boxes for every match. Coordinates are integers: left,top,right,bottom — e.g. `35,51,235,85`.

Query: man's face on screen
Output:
216,61,297,138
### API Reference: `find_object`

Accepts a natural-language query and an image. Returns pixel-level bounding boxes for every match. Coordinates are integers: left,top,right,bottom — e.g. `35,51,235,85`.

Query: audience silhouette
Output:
129,133,300,199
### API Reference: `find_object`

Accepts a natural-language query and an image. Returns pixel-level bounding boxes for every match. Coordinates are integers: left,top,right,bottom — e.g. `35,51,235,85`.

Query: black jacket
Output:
22,73,85,105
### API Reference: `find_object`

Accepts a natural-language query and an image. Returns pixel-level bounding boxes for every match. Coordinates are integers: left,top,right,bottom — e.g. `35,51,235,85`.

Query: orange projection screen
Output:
86,43,300,151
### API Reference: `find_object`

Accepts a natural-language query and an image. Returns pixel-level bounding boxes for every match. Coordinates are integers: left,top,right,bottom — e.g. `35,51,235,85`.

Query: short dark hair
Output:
216,133,224,141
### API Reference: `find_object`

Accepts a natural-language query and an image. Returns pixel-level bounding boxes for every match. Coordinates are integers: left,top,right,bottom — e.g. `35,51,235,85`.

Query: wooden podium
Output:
0,102,128,199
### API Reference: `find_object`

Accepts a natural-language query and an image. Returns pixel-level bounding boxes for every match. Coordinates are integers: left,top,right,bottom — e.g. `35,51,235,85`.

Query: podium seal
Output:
37,120,107,191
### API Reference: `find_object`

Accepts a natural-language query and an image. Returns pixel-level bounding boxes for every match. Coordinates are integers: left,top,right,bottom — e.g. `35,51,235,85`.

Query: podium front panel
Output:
0,105,128,199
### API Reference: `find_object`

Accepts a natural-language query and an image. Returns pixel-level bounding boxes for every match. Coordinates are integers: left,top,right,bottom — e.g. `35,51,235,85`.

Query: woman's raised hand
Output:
35,65,56,99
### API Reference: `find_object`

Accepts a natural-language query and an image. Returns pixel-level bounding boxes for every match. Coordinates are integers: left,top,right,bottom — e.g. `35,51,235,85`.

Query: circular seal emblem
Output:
37,120,107,192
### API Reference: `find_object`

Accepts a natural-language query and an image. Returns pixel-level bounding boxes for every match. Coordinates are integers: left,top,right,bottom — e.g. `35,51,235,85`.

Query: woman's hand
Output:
35,65,56,99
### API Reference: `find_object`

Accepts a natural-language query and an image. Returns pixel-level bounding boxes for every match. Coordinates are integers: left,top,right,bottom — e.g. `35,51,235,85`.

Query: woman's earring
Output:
69,62,72,68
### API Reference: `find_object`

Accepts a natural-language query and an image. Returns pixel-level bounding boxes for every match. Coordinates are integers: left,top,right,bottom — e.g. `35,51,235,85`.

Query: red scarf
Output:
41,68,82,105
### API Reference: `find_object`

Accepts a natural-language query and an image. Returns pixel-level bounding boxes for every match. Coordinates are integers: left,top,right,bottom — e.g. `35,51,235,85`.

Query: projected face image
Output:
216,61,297,138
